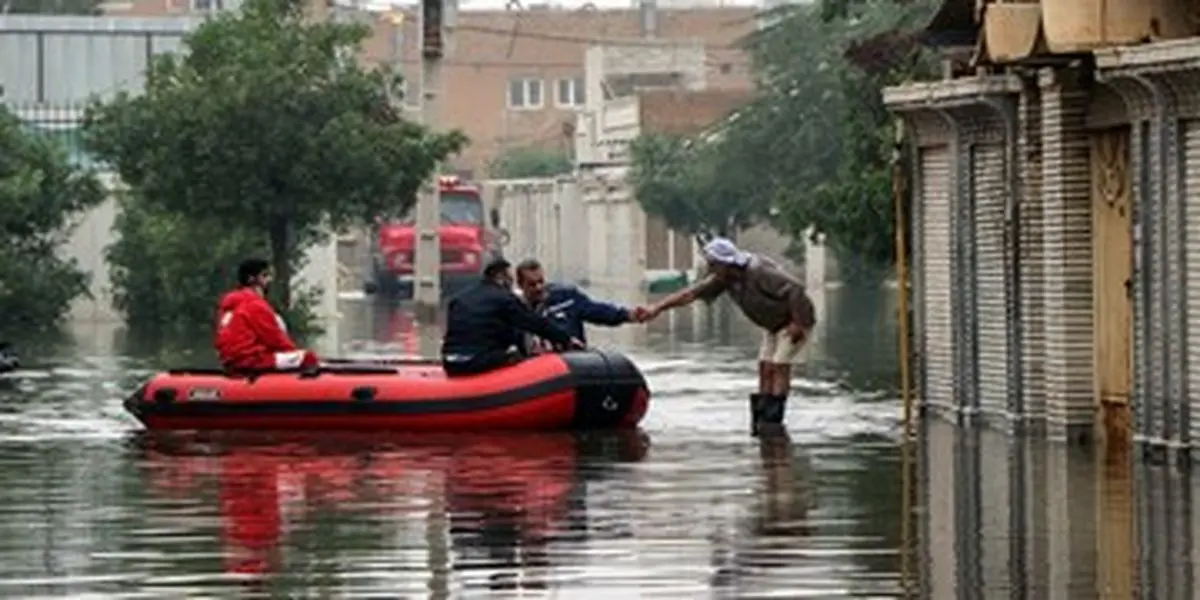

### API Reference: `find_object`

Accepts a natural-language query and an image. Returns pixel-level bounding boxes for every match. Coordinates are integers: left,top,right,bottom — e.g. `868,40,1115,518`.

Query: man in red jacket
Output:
214,258,319,372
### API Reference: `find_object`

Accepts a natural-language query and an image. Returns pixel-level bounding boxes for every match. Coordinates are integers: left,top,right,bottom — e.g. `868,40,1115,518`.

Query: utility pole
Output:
414,0,451,325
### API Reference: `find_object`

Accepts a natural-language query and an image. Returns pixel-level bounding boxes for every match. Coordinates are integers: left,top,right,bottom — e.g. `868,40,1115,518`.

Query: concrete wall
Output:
575,95,641,166
488,176,589,284
63,177,122,324
584,42,709,117
485,170,817,296
578,164,648,292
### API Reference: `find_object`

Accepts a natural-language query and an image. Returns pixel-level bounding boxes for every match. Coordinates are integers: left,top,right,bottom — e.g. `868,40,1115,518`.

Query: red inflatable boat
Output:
124,350,650,432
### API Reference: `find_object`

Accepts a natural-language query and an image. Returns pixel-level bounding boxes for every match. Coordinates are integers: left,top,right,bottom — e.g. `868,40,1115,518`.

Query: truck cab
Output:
366,176,503,300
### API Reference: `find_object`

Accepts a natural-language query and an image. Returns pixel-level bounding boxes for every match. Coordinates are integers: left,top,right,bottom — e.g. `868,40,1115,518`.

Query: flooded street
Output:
0,285,1185,598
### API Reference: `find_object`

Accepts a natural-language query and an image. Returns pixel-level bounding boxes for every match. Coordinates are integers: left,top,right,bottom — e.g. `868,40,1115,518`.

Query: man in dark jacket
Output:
442,257,584,377
514,259,649,354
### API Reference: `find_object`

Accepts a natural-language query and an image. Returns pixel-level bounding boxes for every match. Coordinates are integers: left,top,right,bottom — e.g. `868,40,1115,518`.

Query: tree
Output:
0,105,105,341
105,193,259,335
630,0,936,282
733,0,938,282
488,146,572,179
628,128,772,238
105,191,327,339
83,0,466,312
1,0,101,14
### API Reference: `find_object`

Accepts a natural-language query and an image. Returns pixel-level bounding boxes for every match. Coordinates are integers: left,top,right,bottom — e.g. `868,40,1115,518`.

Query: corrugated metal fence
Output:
487,177,590,285
0,15,200,105
486,172,653,292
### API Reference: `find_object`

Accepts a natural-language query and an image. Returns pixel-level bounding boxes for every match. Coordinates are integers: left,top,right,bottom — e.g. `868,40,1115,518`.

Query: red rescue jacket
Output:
214,288,306,370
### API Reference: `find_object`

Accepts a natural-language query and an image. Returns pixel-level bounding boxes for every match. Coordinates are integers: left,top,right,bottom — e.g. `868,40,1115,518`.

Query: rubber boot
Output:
749,393,765,436
759,394,788,426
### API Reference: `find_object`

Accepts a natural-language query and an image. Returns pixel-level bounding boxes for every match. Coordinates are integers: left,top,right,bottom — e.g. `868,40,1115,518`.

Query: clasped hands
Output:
630,305,660,324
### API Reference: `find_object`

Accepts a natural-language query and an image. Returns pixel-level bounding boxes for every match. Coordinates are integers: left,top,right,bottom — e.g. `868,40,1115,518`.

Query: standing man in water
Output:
645,238,816,432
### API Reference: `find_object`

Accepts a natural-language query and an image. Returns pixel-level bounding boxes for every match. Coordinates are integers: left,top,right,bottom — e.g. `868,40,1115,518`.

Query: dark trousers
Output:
444,348,523,377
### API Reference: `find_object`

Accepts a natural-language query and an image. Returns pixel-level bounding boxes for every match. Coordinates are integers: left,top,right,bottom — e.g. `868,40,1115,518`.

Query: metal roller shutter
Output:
1184,121,1200,447
972,143,1009,414
921,146,954,408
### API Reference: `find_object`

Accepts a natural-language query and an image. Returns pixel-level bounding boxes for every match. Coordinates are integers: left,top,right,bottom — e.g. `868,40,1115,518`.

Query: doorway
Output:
1090,126,1134,442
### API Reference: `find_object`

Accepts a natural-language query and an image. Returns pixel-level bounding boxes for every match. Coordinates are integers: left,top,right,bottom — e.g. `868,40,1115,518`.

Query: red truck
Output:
365,176,504,300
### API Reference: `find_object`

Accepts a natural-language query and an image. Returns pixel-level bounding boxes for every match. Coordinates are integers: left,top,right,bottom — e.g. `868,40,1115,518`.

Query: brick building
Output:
885,0,1200,452
378,6,756,174
102,0,756,174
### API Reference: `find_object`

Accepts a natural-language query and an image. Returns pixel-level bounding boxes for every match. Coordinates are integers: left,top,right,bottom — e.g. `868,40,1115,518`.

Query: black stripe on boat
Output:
564,351,647,429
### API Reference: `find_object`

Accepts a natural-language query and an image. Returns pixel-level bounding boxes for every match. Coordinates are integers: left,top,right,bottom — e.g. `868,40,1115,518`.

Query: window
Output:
507,77,543,110
191,0,223,11
555,77,586,108
399,192,483,226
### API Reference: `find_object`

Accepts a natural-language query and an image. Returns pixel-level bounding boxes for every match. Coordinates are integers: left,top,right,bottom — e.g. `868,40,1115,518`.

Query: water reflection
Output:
136,430,648,595
709,429,818,594
917,418,1199,599
0,430,902,596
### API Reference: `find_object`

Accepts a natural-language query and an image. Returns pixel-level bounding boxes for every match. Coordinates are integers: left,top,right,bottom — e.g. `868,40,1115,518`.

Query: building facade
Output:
379,6,756,175
102,0,757,175
100,0,246,15
885,0,1200,456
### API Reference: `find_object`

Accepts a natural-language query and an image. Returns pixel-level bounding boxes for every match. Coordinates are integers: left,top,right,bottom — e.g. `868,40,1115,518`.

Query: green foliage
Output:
738,0,938,280
488,146,573,178
630,0,937,281
0,105,105,342
105,193,257,335
83,0,466,324
106,191,327,339
629,131,770,237
1,0,101,15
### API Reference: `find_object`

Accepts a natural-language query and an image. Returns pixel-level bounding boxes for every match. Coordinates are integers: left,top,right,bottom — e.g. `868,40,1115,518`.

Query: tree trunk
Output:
269,217,292,310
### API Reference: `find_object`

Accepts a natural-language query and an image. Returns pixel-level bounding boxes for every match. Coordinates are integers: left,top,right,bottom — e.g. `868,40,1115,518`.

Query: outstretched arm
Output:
650,275,726,316
574,288,632,327
503,294,574,347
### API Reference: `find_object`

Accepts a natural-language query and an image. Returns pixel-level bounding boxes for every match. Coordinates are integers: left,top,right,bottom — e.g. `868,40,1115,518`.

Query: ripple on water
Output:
0,363,141,442
631,354,900,443
0,338,906,597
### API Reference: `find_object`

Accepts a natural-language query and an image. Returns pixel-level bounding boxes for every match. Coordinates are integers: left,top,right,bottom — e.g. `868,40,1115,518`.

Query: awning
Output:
980,3,1046,64
922,0,1050,66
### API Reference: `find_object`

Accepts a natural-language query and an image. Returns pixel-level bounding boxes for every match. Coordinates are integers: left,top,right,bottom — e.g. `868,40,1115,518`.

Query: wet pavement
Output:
0,285,1182,597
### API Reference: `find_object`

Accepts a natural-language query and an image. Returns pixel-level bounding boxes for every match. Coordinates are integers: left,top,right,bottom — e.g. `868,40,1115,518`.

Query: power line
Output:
381,16,752,70
449,22,746,49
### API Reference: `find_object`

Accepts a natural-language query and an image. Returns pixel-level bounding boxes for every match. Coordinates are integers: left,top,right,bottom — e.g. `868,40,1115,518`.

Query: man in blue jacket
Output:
514,259,649,354
442,257,583,376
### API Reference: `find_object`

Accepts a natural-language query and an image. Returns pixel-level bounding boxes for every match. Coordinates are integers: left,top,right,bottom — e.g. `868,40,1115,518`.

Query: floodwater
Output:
0,285,1184,598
